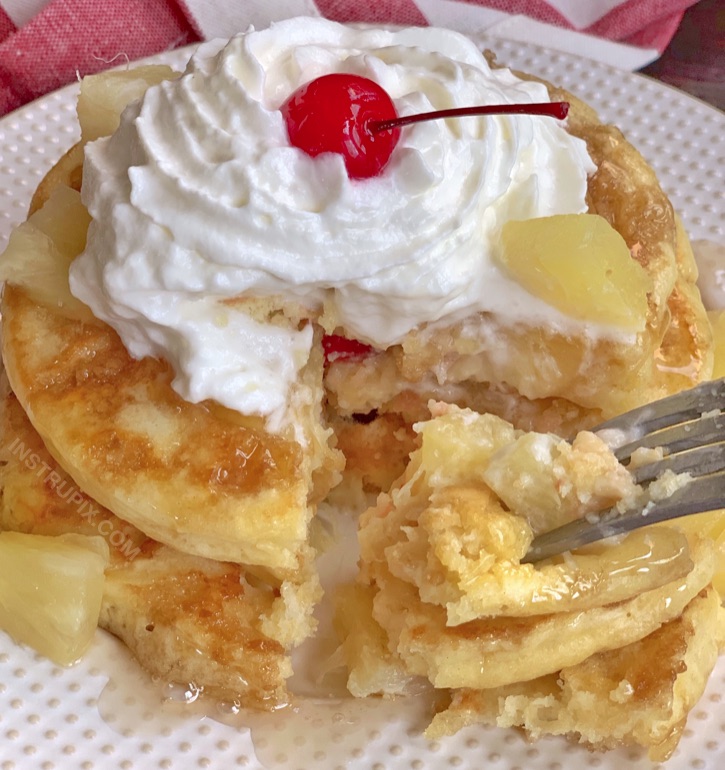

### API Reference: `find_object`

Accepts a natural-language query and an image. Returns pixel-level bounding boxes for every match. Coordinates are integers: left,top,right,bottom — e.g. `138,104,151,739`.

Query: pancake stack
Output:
0,31,721,755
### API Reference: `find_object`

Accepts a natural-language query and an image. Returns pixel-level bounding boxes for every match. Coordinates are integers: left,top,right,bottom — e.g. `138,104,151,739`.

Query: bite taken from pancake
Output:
334,403,724,760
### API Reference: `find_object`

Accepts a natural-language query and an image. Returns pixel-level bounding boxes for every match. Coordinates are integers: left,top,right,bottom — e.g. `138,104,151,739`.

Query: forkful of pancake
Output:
0,56,723,765
524,377,725,562
334,396,725,761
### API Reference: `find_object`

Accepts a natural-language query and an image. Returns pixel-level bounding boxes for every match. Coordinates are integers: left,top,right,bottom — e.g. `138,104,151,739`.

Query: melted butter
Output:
568,527,690,576
217,696,435,769
91,620,437,769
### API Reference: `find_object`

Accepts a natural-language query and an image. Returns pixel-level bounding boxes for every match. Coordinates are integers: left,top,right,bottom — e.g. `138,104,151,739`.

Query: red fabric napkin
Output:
0,0,699,118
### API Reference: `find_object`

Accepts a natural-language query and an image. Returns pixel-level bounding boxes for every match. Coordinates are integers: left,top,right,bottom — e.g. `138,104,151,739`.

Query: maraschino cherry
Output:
282,73,569,180
281,74,401,180
322,334,374,364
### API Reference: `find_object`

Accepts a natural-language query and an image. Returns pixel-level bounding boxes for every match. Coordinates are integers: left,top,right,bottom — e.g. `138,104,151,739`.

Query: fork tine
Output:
612,412,725,463
630,441,725,484
522,470,725,563
522,379,725,563
594,377,725,451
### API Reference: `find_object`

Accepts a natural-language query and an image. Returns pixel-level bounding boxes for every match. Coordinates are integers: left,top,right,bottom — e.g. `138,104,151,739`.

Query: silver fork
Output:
522,377,725,563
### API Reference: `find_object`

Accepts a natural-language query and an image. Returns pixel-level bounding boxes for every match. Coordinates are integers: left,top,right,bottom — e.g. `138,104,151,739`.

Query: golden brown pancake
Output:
1,154,344,573
427,587,725,763
0,57,718,739
368,552,712,691
0,383,313,706
0,56,714,552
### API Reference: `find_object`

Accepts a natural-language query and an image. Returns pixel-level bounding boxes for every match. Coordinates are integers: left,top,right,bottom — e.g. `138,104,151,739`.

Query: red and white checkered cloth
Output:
0,0,699,118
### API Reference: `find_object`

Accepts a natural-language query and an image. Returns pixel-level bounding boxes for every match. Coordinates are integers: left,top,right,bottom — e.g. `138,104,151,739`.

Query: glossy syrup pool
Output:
95,670,437,770
90,504,440,770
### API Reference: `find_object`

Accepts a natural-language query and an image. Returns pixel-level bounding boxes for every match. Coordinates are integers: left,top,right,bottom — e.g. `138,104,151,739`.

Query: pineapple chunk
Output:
482,429,640,535
708,310,725,379
78,65,178,143
333,583,411,697
419,409,517,487
0,185,94,321
497,214,651,330
0,532,109,665
23,183,90,261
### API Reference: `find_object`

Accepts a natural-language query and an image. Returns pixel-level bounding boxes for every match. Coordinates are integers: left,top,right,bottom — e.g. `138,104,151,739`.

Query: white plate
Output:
1,38,724,770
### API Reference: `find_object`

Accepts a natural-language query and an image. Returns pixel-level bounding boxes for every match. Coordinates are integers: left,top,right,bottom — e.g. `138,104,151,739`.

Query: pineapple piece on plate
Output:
0,532,109,665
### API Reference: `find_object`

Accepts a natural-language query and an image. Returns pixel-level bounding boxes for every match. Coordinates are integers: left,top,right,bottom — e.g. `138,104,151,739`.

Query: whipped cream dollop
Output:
70,17,596,427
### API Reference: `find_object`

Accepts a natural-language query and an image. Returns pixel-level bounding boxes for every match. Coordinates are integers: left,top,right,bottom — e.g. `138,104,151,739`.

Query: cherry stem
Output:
370,101,569,133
